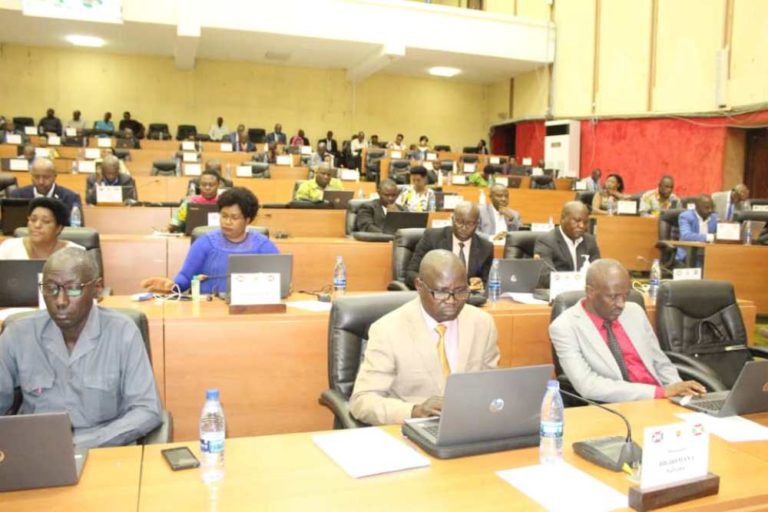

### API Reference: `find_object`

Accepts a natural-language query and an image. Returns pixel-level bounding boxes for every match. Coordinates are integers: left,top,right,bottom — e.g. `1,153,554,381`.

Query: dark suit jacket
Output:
322,138,339,155
354,199,403,233
227,132,254,152
85,173,137,205
405,226,494,289
265,132,287,145
11,184,83,215
533,228,601,288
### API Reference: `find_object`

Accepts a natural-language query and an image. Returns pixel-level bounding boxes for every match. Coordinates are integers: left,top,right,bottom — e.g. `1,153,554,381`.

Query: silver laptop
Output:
402,365,553,459
0,412,88,491
227,254,293,298
497,259,545,293
670,360,768,417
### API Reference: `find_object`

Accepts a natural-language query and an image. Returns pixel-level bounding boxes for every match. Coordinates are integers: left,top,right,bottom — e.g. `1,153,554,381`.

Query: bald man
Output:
86,154,137,204
712,184,750,221
534,201,601,288
10,158,83,213
0,248,161,449
350,250,499,425
405,201,494,289
549,259,705,403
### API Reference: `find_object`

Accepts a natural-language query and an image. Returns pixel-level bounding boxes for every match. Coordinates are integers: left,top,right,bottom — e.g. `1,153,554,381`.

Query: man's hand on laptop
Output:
664,380,706,398
412,397,443,418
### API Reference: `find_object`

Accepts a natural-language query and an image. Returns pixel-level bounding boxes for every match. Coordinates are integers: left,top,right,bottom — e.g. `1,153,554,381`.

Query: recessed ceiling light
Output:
428,66,461,78
65,35,105,48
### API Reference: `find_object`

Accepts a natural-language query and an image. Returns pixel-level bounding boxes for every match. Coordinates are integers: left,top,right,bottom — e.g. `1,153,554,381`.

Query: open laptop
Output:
1,197,31,236
228,254,293,299
670,360,768,417
0,412,88,491
323,190,354,209
0,259,45,307
497,259,545,293
382,211,429,235
402,365,553,459
184,203,219,236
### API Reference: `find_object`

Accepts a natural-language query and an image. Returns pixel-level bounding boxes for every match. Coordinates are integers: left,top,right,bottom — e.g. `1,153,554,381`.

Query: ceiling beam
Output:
174,0,200,69
347,42,405,82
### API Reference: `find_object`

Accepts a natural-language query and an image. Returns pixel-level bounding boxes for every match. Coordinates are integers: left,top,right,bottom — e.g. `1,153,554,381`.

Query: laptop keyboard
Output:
423,424,440,438
695,399,725,412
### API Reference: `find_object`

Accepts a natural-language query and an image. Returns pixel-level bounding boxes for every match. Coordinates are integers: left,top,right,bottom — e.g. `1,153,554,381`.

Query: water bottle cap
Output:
205,389,220,400
546,379,560,390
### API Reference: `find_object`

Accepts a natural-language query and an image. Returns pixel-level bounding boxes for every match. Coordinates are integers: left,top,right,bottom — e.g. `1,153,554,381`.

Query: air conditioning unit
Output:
544,120,580,178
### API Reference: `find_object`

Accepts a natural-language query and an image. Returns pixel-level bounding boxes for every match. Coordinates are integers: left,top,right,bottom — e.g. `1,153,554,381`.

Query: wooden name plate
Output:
629,472,720,511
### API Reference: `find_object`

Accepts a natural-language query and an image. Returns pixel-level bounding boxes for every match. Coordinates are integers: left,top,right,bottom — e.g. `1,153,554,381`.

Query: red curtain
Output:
514,121,545,164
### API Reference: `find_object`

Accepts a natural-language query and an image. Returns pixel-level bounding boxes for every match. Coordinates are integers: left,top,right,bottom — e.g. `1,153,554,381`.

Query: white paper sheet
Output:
313,427,430,478
675,412,768,442
288,300,333,312
500,292,549,305
497,463,627,512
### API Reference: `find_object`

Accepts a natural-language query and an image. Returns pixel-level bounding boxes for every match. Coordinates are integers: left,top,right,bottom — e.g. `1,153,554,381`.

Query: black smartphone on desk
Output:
162,447,200,471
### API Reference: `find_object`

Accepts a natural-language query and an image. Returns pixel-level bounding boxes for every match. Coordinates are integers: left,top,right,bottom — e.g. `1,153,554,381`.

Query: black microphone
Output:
559,388,642,472
636,255,673,276
124,178,161,206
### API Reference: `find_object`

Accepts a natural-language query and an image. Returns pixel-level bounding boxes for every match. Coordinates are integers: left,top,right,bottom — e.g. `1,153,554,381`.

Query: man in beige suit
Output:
350,250,499,425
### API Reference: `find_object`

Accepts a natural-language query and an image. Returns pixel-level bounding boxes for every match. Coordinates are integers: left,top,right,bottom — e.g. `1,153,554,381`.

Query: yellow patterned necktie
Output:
435,324,450,376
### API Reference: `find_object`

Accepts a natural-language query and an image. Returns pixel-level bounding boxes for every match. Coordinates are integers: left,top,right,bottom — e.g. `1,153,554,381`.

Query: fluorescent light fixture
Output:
428,66,461,78
65,35,106,48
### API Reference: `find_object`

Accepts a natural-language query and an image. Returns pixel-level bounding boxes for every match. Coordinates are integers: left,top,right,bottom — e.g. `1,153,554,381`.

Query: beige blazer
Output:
350,299,499,425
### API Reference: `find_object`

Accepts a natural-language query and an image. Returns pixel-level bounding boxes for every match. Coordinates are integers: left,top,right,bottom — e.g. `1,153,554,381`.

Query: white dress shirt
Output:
452,235,472,263
420,305,459,372
558,226,583,269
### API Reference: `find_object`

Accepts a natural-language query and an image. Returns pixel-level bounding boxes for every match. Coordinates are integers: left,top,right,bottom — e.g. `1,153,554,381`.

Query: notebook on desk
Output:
402,365,553,459
670,360,768,417
0,413,88,491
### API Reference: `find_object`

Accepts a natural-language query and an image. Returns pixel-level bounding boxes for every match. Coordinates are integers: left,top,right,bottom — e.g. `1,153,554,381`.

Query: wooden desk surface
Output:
1,445,143,512
703,244,768,314
593,215,658,272
137,401,768,511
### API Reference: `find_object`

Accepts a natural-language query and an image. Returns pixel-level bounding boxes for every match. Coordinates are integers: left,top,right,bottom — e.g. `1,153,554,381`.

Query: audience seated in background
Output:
118,127,141,150
677,194,718,266
85,155,137,205
584,168,602,192
295,165,343,202
66,110,87,133
369,134,381,148
639,175,679,216
228,124,254,152
0,248,162,449
167,169,221,233
0,197,83,259
143,187,279,294
118,112,144,139
10,158,83,213
38,107,62,136
19,144,36,164
308,142,333,171
395,166,435,212
406,202,493,290
94,112,114,132
290,129,309,147
478,183,521,241
476,139,489,155
2,121,27,144
265,123,287,145
591,173,628,214
534,201,600,288
415,135,430,160
354,179,403,233
321,131,339,160
467,163,497,187
350,249,499,425
712,183,750,221
208,117,229,141
549,258,705,403
387,133,406,151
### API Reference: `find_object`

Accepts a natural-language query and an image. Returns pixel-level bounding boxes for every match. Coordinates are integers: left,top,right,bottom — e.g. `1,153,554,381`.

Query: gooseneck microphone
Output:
560,388,642,472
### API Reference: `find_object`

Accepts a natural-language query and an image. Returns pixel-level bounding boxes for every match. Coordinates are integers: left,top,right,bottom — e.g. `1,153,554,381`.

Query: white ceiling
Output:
0,6,545,83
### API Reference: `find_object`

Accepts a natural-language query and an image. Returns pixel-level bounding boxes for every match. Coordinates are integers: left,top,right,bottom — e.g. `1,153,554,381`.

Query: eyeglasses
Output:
419,281,470,302
39,279,98,297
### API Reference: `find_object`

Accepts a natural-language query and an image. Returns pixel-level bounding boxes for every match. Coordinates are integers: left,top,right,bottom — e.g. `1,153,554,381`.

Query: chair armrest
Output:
672,364,727,392
387,281,410,291
141,409,173,445
352,232,395,243
318,389,367,429
747,346,768,359
655,240,673,250
663,352,720,380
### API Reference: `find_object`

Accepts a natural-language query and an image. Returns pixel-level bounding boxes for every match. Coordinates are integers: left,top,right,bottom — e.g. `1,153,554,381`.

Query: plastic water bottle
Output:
539,379,564,464
488,258,501,303
188,181,197,196
427,193,436,212
71,160,78,175
191,275,201,302
333,256,347,297
547,215,554,229
648,258,661,301
70,206,82,228
479,190,487,206
200,388,226,484
606,196,615,216
743,221,753,246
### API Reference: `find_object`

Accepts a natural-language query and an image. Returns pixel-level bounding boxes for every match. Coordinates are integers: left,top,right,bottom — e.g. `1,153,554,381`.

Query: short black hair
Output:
410,165,428,178
201,169,222,182
28,197,69,227
606,173,625,193
217,186,259,220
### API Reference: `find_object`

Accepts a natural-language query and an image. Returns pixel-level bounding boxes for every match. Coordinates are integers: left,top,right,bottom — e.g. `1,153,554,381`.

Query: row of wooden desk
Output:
6,400,768,511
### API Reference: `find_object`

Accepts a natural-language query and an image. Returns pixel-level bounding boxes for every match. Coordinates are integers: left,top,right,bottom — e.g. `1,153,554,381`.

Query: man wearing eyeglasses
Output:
350,250,499,425
405,201,493,290
0,248,162,449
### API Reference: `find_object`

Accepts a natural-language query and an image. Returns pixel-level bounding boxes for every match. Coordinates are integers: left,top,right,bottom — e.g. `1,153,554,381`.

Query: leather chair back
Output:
147,123,171,140
151,159,177,176
0,174,18,198
14,227,104,281
12,116,34,128
461,155,478,164
248,128,266,143
389,159,410,184
190,225,269,244
503,231,544,259
391,228,425,288
657,208,685,269
345,199,367,236
240,161,270,178
656,280,748,388
575,191,595,212
176,124,197,141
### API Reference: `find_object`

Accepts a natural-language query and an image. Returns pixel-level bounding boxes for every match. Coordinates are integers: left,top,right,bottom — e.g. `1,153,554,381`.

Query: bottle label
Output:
201,432,225,454
540,420,563,438
334,278,346,288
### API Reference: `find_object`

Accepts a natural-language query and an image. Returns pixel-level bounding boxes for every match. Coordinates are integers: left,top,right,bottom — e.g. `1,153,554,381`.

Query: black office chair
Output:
389,159,410,184
12,116,34,128
655,208,686,275
147,123,171,140
345,199,367,237
504,231,545,259
461,155,478,164
365,150,386,183
176,124,197,141
386,228,425,291
150,159,178,177
1,307,172,444
531,171,555,190
575,191,595,213
318,292,418,429
433,145,451,152
238,161,270,179
655,280,768,390
190,225,270,244
679,196,697,209
438,160,455,173
248,128,266,143
0,174,18,198
733,210,768,223
113,148,131,161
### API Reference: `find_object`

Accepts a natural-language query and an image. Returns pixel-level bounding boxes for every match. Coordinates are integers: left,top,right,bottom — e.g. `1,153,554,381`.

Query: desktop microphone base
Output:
629,472,720,511
573,436,642,472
